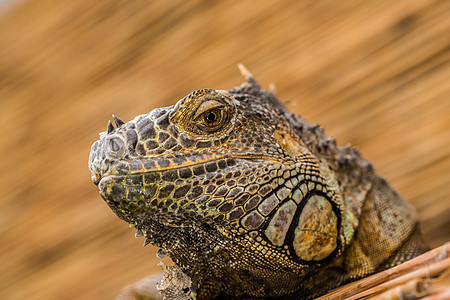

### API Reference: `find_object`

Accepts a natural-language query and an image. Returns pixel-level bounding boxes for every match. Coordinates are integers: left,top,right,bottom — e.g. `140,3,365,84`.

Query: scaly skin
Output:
89,68,428,299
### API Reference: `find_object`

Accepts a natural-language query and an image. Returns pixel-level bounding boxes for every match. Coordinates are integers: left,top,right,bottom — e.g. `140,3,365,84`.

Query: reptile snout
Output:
88,139,105,185
88,132,129,185
88,115,131,186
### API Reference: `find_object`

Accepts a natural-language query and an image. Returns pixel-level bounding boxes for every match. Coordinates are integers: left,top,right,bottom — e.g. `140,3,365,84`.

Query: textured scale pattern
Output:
89,68,428,299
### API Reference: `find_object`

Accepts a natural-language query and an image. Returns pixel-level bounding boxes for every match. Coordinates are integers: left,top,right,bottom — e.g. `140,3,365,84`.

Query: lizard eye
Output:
170,90,235,136
193,100,228,133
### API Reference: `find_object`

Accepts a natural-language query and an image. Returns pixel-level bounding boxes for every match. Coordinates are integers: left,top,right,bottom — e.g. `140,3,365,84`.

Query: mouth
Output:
92,156,266,213
90,154,282,206
90,153,278,184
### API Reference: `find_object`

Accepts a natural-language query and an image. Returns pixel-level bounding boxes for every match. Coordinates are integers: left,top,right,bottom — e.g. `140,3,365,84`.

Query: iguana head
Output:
88,67,358,297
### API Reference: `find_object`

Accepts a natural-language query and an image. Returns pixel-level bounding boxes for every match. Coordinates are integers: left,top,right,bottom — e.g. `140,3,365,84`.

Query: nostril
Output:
105,136,125,159
110,139,120,152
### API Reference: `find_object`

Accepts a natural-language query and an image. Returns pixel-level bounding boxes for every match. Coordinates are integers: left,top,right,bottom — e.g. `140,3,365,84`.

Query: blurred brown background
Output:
0,0,449,299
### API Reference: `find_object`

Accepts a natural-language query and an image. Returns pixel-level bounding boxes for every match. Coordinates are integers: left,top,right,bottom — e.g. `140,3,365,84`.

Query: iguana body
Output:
88,67,427,299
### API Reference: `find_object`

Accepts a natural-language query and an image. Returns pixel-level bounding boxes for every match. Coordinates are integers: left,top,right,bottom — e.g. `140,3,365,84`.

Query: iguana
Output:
88,66,428,299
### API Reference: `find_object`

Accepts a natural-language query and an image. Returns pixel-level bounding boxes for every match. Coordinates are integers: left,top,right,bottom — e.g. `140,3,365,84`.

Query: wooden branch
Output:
317,242,450,299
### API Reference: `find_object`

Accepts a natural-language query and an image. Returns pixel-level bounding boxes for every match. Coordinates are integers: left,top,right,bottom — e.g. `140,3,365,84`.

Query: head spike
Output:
107,120,114,134
112,115,125,127
237,63,260,88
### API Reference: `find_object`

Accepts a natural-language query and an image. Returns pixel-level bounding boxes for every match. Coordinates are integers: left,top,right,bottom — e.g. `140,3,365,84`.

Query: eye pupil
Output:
196,106,227,133
206,111,217,123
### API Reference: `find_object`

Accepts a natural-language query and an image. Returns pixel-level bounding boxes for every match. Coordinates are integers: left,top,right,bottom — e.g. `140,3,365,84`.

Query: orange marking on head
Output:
274,130,310,158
